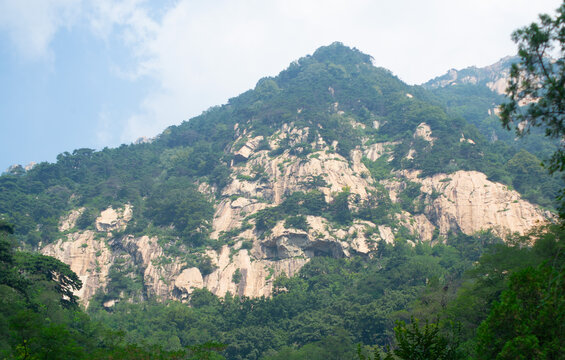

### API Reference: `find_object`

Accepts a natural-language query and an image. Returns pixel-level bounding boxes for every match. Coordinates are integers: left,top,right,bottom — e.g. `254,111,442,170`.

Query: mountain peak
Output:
311,42,373,66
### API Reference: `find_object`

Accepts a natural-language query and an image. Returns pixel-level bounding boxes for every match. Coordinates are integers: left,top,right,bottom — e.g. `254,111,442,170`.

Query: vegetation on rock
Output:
0,10,564,356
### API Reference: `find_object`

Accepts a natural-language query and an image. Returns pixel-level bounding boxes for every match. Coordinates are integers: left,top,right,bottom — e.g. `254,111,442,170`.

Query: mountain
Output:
0,43,557,309
422,55,562,205
423,56,517,94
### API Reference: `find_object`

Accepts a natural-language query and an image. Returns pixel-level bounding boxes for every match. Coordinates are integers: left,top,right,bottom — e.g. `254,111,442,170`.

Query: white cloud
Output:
0,0,81,60
93,0,563,143
2,0,563,146
103,0,378,143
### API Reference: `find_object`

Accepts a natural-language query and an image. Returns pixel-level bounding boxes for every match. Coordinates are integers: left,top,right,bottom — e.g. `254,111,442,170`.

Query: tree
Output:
498,2,565,209
475,264,565,359
14,252,83,308
330,189,352,225
358,318,463,360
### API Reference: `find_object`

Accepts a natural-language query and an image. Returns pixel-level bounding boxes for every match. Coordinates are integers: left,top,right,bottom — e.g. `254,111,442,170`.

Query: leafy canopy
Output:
499,2,565,203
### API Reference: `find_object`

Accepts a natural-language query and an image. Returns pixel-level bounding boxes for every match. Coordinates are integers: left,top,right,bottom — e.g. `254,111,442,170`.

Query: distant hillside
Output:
423,56,517,93
423,56,561,196
0,43,559,309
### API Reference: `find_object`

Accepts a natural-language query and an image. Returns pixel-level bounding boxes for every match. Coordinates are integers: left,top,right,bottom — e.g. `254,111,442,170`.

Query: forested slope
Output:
0,42,563,359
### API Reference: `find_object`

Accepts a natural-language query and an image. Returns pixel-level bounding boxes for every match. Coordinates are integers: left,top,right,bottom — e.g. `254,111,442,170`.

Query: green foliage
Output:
233,137,249,151
1,41,565,360
472,227,565,359
1,40,561,255
232,269,242,284
264,330,356,360
87,234,496,359
284,215,309,231
254,207,282,232
476,263,565,359
498,2,565,214
76,208,97,230
196,256,217,277
329,189,352,225
186,341,227,360
428,79,562,210
357,188,395,225
145,177,214,247
300,175,328,189
240,241,253,250
14,251,83,308
254,190,328,232
0,223,111,359
362,156,392,181
500,149,560,207
103,257,144,301
404,225,564,358
499,3,565,173
397,182,422,213
370,318,463,360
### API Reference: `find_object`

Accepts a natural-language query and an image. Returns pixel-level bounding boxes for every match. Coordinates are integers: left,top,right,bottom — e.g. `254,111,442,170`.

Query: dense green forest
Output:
88,227,565,360
1,37,564,359
2,219,563,359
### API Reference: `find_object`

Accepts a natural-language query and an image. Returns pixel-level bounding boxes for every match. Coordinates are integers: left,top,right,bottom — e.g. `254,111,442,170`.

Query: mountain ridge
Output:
422,55,518,94
0,43,557,308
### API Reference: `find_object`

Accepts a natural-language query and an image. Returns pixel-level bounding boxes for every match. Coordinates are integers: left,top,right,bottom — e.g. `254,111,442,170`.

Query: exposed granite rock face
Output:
413,170,549,237
233,136,264,162
423,56,515,91
486,77,508,95
41,125,551,307
174,268,204,297
118,235,184,299
210,196,267,239
259,217,376,260
363,142,398,161
58,208,84,232
414,123,434,144
202,246,307,298
42,230,112,308
397,211,436,242
95,205,133,232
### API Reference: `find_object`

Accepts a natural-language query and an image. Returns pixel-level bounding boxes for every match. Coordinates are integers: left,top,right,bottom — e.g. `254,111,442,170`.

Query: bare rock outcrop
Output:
42,231,112,307
58,208,85,232
202,246,307,298
40,124,552,308
414,122,434,144
233,136,264,161
174,268,204,297
397,211,436,242
364,142,398,161
119,235,185,299
95,204,133,232
417,170,548,237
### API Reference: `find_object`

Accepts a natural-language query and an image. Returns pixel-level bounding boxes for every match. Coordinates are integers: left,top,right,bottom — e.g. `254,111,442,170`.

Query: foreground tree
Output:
358,318,463,360
476,264,565,359
499,1,565,171
498,1,565,212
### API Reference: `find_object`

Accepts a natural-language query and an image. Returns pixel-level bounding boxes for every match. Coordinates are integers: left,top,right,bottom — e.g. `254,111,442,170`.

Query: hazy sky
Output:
0,0,562,171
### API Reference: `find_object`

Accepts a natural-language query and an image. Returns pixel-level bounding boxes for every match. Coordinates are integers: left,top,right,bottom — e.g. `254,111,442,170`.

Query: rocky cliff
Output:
19,43,557,309
41,122,550,307
423,56,517,94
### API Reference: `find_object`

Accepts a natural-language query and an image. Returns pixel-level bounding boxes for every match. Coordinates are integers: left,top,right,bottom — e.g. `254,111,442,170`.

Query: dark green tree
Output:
330,189,352,225
15,252,83,308
389,319,463,360
498,2,565,211
475,263,565,359
359,318,463,360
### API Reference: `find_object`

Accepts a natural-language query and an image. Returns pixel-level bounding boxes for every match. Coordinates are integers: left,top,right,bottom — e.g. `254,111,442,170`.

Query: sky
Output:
0,0,562,172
